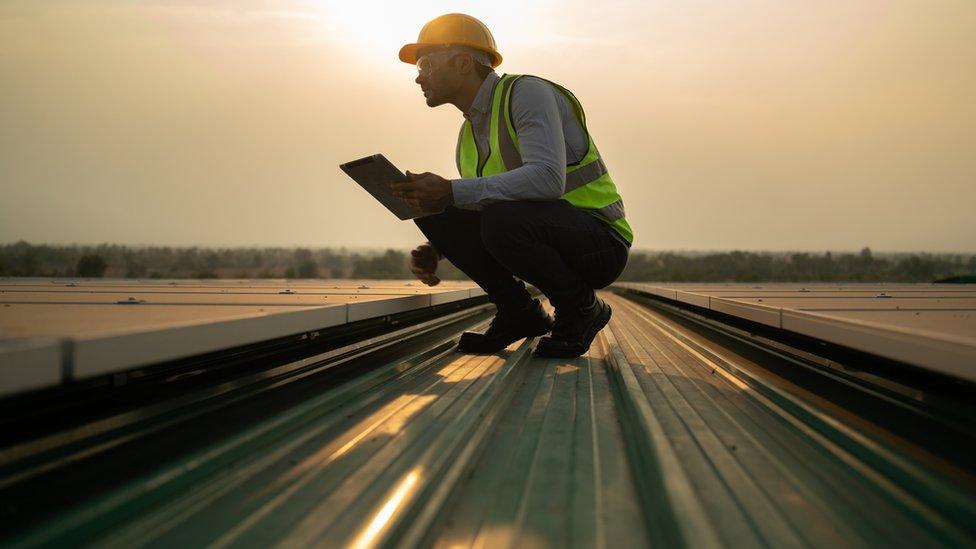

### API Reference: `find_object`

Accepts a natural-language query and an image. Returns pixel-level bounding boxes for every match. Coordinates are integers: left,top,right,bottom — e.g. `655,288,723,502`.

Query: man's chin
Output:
425,95,446,107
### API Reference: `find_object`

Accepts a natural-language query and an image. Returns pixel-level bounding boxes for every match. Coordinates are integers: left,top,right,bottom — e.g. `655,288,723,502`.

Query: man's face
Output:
414,48,462,107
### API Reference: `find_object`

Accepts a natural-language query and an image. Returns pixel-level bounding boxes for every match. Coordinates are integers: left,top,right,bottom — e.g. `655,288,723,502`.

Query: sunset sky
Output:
1,1,974,252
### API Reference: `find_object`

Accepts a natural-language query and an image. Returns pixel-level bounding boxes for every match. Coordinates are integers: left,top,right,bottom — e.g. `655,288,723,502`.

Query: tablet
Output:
339,154,426,220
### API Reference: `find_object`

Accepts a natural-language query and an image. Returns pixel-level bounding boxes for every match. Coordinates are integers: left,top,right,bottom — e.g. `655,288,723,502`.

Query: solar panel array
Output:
0,279,484,396
615,282,976,382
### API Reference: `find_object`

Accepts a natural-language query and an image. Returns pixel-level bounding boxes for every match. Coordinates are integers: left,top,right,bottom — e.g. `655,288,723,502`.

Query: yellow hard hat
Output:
399,13,502,68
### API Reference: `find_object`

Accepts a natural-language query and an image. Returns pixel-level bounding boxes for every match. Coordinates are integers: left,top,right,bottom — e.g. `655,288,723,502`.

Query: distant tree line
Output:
619,247,975,283
0,241,972,283
0,241,468,281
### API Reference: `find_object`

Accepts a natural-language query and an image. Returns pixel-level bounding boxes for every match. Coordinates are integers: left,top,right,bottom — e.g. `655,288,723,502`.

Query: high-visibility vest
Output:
456,73,633,245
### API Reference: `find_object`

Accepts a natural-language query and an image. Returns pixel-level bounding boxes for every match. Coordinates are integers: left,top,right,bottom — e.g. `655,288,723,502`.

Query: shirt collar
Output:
463,71,500,120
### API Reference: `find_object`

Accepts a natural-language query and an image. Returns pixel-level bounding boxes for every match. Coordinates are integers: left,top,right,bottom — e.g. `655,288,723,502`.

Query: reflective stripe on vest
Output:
456,74,633,244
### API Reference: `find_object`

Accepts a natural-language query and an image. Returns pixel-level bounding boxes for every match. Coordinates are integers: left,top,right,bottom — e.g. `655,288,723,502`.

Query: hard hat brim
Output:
399,42,502,68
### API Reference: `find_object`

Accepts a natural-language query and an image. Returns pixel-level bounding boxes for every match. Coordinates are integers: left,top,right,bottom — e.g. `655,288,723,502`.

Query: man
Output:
391,13,633,358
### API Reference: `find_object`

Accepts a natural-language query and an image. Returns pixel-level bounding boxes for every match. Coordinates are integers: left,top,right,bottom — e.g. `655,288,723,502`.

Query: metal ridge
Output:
602,326,722,548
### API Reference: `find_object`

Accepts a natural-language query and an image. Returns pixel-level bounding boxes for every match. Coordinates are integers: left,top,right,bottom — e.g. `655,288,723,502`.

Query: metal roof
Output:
1,281,974,547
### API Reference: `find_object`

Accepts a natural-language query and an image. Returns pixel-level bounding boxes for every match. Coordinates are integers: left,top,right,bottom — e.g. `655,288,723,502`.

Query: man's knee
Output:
413,208,448,233
415,206,474,243
479,201,537,254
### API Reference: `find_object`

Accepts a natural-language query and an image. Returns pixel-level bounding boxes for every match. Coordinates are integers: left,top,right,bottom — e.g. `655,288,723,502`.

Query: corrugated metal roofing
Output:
2,285,973,547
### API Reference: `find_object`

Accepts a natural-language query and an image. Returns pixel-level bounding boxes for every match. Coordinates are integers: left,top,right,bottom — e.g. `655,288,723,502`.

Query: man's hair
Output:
474,62,493,79
451,45,494,79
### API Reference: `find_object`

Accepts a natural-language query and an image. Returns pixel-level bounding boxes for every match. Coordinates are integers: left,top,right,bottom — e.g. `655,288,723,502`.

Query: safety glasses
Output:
416,50,458,78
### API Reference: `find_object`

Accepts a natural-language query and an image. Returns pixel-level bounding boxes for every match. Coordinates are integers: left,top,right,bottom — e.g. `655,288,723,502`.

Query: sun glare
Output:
304,0,552,70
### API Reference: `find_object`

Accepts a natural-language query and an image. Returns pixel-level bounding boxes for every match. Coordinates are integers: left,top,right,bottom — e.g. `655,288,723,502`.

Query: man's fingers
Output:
412,265,435,276
393,191,423,208
390,182,421,202
390,185,418,197
405,171,431,182
414,271,439,286
390,181,420,193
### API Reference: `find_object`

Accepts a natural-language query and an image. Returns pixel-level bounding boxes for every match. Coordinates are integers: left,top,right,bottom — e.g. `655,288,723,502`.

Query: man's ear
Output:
454,53,473,75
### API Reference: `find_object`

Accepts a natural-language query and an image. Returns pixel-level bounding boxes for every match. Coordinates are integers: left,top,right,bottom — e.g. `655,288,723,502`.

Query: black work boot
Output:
457,298,554,353
534,296,612,358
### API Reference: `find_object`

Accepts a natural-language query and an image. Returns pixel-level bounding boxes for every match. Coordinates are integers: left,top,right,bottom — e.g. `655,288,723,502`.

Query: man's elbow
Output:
541,163,565,198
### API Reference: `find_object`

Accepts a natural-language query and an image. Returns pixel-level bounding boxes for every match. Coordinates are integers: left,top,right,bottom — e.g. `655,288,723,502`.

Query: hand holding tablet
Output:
390,171,454,214
339,154,427,220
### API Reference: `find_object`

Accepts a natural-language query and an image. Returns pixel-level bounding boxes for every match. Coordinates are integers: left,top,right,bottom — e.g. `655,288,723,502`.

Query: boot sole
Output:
456,318,555,354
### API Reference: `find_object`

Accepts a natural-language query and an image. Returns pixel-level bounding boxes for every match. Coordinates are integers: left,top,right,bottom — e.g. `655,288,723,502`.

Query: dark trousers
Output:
415,200,629,311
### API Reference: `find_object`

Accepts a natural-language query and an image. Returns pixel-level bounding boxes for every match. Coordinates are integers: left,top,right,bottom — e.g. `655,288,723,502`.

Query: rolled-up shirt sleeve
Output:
451,77,567,205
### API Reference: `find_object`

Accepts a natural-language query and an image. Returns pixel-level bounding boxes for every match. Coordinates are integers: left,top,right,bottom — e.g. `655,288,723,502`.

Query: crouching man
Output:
391,14,633,358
